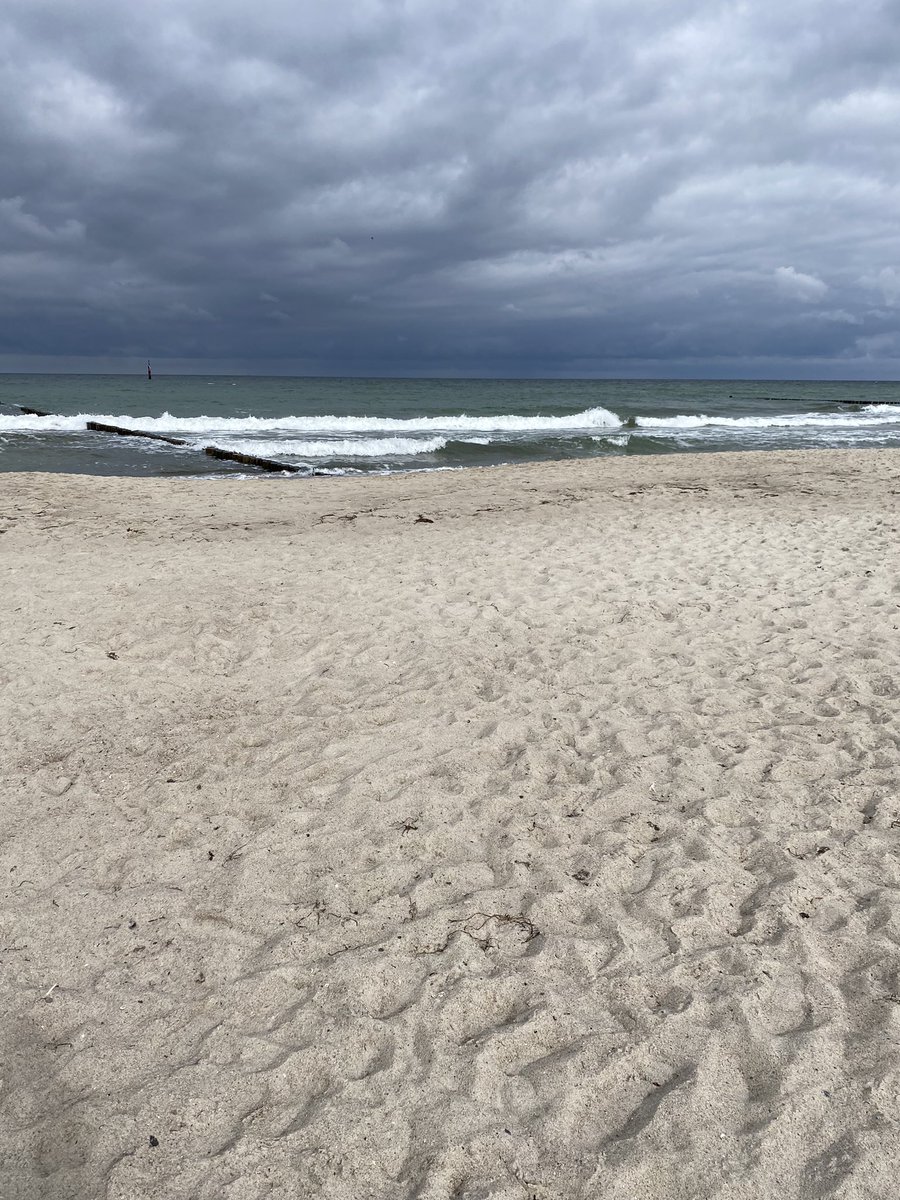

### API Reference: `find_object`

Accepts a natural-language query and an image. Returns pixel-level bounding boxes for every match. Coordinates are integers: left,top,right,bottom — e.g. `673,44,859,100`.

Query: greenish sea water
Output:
1,375,899,477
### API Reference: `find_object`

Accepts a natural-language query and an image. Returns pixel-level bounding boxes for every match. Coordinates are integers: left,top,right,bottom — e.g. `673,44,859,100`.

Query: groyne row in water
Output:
760,396,900,405
6,405,306,474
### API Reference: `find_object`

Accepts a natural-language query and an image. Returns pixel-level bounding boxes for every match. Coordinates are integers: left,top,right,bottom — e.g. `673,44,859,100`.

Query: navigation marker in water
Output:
147,360,152,381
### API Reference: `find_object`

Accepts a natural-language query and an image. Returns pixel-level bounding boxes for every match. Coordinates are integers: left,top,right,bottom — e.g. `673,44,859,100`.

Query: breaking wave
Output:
635,407,900,431
0,405,622,436
203,436,448,458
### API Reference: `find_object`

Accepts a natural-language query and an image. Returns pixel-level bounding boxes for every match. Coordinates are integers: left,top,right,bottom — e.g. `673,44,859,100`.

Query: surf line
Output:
10,404,307,475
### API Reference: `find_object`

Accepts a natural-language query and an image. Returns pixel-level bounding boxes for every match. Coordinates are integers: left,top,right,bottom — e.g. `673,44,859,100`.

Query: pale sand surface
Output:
2,449,900,1199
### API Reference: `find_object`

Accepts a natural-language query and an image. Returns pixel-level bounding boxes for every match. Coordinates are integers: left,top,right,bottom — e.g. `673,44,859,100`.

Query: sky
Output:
2,0,900,378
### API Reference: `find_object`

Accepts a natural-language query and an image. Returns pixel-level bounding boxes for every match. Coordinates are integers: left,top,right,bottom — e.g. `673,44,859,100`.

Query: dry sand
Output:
2,448,900,1199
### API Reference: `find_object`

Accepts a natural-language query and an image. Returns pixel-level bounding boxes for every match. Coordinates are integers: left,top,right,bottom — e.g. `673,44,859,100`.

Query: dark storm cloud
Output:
2,0,900,375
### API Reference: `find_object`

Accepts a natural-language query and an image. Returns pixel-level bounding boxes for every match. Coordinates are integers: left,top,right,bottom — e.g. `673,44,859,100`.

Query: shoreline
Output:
4,442,900,514
3,446,900,1198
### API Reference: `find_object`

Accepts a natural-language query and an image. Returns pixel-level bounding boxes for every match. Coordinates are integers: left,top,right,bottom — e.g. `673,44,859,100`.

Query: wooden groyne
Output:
203,445,303,473
9,404,304,475
760,396,900,406
86,421,188,447
829,398,900,406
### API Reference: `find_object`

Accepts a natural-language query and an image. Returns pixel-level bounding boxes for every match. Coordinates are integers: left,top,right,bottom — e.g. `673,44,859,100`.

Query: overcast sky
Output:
2,0,900,377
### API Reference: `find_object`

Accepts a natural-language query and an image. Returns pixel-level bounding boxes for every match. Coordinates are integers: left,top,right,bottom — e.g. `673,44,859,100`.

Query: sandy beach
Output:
3,448,900,1199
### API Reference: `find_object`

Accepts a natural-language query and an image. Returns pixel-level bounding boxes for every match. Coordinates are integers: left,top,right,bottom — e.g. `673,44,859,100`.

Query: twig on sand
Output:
415,912,540,955
457,912,540,949
293,898,346,929
293,899,328,928
41,983,59,1002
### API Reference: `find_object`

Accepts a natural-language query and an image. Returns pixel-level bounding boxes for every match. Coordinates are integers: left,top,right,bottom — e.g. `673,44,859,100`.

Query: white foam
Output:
0,405,619,435
0,413,94,432
203,436,447,458
636,410,900,431
175,405,621,434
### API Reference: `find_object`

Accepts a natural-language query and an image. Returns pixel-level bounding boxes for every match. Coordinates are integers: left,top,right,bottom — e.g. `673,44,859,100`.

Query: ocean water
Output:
1,374,899,478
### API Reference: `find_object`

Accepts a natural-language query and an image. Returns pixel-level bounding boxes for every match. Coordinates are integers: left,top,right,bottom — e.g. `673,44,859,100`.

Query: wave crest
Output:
636,410,900,431
0,405,623,436
204,436,447,458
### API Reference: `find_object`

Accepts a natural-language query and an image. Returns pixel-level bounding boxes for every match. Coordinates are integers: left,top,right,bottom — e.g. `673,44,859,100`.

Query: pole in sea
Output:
147,359,152,381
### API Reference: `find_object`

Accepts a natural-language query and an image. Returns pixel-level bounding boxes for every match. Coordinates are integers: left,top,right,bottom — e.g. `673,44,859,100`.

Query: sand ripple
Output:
2,450,900,1198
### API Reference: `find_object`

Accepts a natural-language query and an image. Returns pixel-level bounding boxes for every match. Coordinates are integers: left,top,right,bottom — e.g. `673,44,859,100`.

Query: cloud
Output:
1,0,900,374
0,197,85,245
861,266,900,306
774,266,828,302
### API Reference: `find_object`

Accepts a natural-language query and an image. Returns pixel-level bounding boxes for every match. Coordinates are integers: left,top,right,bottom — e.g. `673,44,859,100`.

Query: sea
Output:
2,375,900,478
